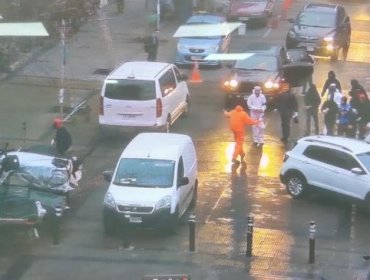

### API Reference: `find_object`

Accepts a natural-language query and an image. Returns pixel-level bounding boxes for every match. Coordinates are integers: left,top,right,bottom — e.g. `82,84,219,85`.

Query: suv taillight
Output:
99,96,104,115
156,98,162,118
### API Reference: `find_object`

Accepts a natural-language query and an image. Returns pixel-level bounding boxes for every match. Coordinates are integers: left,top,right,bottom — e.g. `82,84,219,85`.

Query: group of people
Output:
224,71,370,165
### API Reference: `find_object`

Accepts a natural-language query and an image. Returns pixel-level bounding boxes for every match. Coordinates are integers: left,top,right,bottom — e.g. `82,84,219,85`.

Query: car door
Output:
176,157,191,216
301,145,339,193
173,66,188,112
325,150,369,200
159,69,177,121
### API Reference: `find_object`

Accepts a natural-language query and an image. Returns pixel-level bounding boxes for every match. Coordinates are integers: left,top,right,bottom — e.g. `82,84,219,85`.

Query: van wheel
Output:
163,206,179,234
182,97,190,118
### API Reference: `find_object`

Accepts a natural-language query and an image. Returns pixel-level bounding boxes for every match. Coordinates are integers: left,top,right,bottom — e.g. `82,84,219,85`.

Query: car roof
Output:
186,14,225,24
121,133,192,160
303,2,339,13
243,42,283,55
108,61,170,80
298,135,370,154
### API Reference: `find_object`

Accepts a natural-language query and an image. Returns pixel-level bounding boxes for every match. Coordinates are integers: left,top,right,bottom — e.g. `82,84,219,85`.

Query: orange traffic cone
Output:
189,61,203,83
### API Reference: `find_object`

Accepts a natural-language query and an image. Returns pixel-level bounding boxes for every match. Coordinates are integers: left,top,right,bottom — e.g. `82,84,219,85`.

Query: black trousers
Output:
280,113,292,140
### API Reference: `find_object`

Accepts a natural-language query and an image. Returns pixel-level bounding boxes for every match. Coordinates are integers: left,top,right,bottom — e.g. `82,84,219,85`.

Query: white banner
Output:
204,53,255,61
0,22,49,36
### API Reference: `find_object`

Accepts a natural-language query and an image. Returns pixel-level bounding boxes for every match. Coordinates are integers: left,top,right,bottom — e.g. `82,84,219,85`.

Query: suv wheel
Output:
285,173,307,198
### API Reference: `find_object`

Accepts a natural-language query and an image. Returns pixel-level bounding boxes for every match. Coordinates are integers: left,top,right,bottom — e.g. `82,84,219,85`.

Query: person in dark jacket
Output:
304,83,321,136
144,30,159,62
275,82,299,143
52,118,72,156
356,94,370,139
349,79,368,109
321,71,342,97
321,95,339,136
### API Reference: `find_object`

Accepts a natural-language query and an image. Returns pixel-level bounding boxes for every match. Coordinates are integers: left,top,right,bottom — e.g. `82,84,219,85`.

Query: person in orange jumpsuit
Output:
224,105,260,164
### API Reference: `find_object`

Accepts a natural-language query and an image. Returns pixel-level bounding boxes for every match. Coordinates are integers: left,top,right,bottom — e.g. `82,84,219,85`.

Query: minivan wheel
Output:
285,173,307,199
162,207,179,234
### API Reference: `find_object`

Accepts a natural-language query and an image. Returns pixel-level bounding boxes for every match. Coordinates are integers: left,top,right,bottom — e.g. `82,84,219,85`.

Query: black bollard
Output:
121,215,131,249
188,213,196,252
246,216,254,257
308,221,316,264
52,206,63,245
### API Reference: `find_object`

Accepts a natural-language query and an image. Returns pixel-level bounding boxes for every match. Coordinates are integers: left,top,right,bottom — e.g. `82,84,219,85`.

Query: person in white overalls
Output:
247,86,267,147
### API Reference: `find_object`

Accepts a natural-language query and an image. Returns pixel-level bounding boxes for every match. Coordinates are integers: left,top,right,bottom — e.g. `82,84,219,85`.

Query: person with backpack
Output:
304,82,321,136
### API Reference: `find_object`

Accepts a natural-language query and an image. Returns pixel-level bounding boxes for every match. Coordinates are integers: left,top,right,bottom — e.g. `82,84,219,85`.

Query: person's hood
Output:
235,105,243,112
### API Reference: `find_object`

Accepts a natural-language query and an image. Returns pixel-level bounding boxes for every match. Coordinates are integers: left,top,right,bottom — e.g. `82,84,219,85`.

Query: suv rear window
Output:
104,79,156,100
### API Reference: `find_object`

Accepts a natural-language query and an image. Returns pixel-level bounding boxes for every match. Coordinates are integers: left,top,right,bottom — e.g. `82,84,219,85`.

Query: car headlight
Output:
155,195,171,210
224,79,238,89
288,30,297,39
324,36,333,42
177,44,187,52
264,80,279,89
209,45,219,53
104,192,116,209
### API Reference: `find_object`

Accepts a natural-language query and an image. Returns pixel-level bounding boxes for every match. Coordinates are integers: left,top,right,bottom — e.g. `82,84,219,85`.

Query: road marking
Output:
263,28,272,38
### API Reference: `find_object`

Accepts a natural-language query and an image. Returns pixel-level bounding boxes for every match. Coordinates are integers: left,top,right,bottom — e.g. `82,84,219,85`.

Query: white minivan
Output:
99,61,190,132
103,132,198,233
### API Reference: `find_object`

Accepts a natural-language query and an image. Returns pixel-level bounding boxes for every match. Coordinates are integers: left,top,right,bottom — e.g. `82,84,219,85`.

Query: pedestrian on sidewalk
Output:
224,105,259,164
52,118,72,156
144,30,159,61
304,82,321,136
274,82,299,144
247,86,267,147
321,71,342,97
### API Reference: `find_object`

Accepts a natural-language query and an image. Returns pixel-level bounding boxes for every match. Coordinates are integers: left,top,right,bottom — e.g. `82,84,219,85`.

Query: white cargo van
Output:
103,132,198,233
99,61,190,132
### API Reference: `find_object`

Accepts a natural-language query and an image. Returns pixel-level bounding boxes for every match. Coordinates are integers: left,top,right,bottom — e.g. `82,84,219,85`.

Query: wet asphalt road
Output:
1,0,370,279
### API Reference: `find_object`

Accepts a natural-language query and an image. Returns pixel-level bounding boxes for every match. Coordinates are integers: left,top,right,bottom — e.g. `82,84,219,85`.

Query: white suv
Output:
280,136,370,209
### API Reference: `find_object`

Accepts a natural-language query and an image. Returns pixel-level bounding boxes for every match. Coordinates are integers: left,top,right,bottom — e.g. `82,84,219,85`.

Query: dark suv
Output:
286,3,351,62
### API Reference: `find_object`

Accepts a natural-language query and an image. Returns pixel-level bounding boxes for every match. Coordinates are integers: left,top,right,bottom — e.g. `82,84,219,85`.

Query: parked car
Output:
102,133,198,234
175,13,231,67
221,42,314,109
226,0,274,27
285,2,351,62
280,135,370,210
99,61,190,133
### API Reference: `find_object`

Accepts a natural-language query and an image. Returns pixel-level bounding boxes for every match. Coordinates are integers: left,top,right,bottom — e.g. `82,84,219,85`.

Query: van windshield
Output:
104,79,156,100
113,158,175,188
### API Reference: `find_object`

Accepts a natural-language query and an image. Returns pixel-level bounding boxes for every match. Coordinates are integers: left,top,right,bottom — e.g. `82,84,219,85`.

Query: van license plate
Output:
129,217,142,223
306,46,314,51
239,17,249,21
120,114,135,118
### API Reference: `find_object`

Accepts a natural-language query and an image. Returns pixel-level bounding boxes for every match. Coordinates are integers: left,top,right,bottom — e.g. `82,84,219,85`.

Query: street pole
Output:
156,0,160,31
59,19,66,119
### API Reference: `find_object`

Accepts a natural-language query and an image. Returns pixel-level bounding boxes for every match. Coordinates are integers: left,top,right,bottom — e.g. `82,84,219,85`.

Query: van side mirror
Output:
102,170,113,182
179,177,189,186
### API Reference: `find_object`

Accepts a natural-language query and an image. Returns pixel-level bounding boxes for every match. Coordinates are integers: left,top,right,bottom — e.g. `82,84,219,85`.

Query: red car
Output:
227,0,274,26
